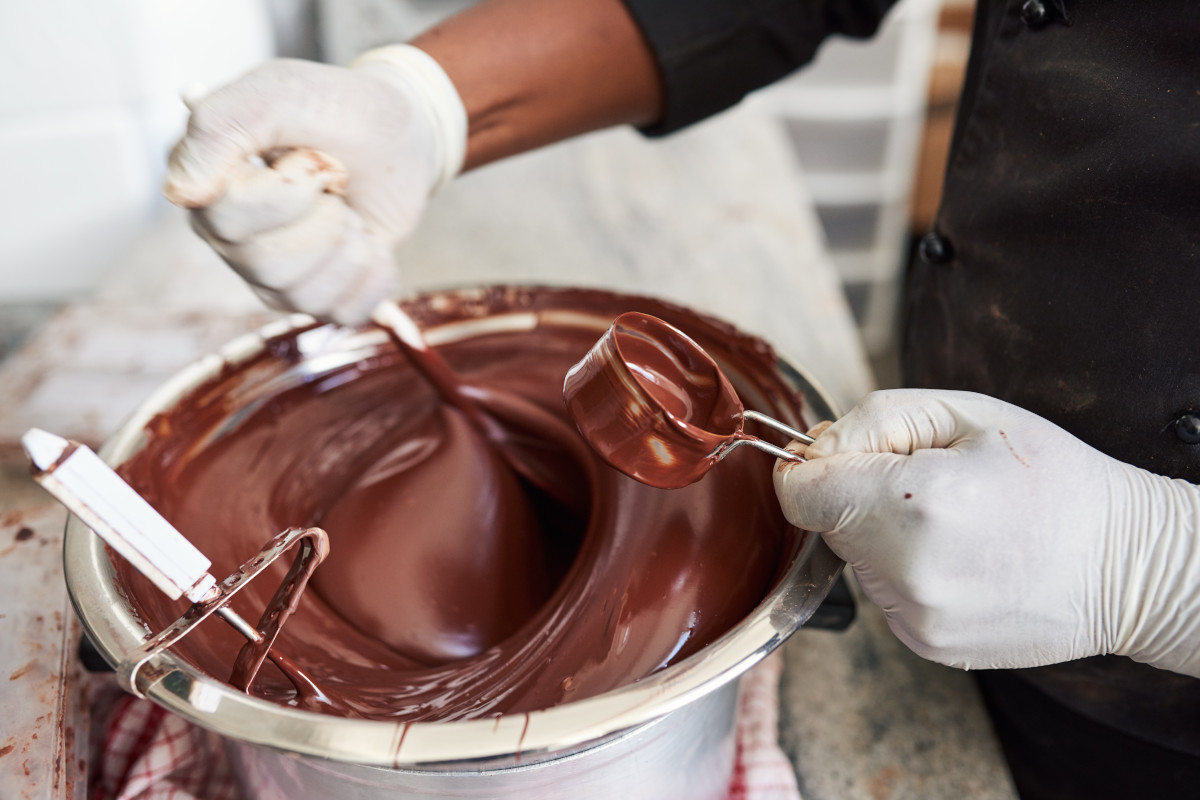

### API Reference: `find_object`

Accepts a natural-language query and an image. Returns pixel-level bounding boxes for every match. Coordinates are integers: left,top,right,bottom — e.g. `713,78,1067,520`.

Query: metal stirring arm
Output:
120,526,327,698
22,428,327,697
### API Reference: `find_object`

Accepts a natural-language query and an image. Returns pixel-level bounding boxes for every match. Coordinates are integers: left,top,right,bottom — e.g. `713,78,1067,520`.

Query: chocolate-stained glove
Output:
774,389,1200,677
165,45,467,326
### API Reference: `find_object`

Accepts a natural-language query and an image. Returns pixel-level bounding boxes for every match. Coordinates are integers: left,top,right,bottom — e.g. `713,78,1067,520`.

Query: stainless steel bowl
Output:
64,287,843,799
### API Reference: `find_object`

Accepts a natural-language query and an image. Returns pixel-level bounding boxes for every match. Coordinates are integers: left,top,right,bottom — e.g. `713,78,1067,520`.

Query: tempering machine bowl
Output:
63,286,845,800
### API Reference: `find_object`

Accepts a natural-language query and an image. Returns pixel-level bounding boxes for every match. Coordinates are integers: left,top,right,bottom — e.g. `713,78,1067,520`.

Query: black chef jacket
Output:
621,1,1200,797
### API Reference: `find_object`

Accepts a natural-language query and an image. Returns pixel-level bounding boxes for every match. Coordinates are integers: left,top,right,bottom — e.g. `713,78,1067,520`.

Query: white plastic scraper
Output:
22,427,218,604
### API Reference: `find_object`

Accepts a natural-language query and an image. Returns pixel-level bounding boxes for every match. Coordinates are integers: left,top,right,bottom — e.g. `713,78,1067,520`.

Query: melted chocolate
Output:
115,288,808,722
378,303,588,515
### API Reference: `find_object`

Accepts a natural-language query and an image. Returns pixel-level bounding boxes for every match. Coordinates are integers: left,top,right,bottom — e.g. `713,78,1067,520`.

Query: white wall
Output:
0,1,274,302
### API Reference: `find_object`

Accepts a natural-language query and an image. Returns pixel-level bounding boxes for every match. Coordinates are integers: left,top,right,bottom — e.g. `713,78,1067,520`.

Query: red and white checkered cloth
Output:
727,653,804,800
90,688,238,800
90,653,800,800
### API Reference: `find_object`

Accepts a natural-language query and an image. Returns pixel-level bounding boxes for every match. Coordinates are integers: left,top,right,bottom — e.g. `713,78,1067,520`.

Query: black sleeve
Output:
621,0,901,135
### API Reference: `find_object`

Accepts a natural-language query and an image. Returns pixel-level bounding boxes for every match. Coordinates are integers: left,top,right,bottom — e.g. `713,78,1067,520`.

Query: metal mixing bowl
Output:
64,287,843,800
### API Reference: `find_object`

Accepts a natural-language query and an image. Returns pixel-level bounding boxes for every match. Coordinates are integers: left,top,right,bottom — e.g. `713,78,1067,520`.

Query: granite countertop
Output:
0,105,1014,799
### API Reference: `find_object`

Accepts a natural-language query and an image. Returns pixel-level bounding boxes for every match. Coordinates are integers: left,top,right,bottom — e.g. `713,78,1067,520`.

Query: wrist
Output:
351,44,468,193
1109,464,1200,676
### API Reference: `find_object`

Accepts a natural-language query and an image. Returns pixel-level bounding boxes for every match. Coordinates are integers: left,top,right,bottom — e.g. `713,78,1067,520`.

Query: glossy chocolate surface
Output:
115,288,808,722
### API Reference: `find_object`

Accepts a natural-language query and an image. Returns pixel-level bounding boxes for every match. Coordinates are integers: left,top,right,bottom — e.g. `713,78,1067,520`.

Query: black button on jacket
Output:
623,0,1200,789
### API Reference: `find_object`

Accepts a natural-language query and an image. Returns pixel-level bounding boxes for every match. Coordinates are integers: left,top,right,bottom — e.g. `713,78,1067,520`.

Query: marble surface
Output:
781,604,1016,799
0,502,89,800
0,105,1014,799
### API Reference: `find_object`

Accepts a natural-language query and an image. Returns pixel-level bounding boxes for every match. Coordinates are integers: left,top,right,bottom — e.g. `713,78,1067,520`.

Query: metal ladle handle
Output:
716,410,816,463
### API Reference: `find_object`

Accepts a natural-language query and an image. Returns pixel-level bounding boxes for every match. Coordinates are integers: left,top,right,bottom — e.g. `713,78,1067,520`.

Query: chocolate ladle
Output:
564,312,814,489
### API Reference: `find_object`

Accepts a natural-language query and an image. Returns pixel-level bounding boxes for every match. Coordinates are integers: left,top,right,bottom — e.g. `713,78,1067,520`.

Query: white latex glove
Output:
774,389,1200,677
164,45,467,325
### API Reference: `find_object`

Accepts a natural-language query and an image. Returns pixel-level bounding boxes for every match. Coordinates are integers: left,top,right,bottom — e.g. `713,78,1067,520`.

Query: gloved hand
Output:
774,389,1200,677
164,45,467,325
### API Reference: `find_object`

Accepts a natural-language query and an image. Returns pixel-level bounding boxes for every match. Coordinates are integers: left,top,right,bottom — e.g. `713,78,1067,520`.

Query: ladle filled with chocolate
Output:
565,311,816,489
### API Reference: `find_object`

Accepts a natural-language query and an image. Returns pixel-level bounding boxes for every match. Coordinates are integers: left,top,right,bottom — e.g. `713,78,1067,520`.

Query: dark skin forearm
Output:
411,0,664,171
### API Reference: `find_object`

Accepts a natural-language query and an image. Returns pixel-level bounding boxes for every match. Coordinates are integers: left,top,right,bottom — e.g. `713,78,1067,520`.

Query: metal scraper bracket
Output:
117,526,328,699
